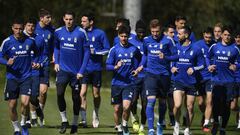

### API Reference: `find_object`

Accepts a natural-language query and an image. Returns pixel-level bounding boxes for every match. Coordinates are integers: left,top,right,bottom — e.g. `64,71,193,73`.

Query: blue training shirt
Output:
85,27,110,72
128,34,145,78
54,26,90,74
24,31,46,76
0,35,39,80
207,42,240,84
173,42,205,86
193,39,216,81
35,22,55,66
141,35,178,75
106,43,141,86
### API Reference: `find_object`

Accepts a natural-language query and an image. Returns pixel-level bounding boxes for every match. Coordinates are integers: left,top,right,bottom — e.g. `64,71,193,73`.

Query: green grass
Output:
0,75,240,134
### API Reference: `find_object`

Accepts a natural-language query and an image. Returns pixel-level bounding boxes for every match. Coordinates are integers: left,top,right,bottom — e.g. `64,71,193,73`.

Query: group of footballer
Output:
0,8,240,135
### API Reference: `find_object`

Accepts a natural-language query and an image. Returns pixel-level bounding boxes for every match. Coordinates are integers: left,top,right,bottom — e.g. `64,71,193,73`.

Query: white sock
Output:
72,115,79,126
204,119,209,126
94,107,99,117
122,119,127,127
12,121,20,132
31,111,37,119
238,119,240,124
140,124,144,130
39,103,44,111
20,114,26,126
60,111,68,122
175,121,180,127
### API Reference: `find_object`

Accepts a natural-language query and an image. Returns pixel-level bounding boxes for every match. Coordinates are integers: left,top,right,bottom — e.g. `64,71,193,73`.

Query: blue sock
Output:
158,100,167,124
146,98,156,130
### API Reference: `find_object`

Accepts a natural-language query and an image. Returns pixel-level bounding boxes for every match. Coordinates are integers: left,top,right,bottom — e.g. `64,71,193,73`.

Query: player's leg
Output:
92,71,102,128
39,66,50,116
79,73,89,127
111,85,123,133
69,77,81,134
56,70,69,134
173,82,185,135
145,73,158,134
122,86,134,135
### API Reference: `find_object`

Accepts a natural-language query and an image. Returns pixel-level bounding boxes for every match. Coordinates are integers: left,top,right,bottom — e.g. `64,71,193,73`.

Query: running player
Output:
80,11,110,128
106,25,142,135
172,26,204,135
54,11,90,134
35,9,55,124
0,18,40,135
128,19,147,135
193,27,215,132
207,26,239,135
24,18,45,127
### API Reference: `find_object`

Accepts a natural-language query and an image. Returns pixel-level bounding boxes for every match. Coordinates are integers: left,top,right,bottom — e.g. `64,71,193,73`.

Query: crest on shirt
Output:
48,34,51,39
154,45,158,48
26,45,29,50
92,36,95,42
222,51,226,54
74,37,77,43
124,53,128,56
68,38,71,41
177,50,180,55
19,45,22,49
227,51,231,56
160,44,163,49
190,50,193,56
130,52,133,58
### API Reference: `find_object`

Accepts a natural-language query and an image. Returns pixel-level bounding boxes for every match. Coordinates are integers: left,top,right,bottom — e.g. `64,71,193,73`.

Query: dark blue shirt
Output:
85,27,110,72
207,42,239,83
54,26,90,74
35,22,55,66
0,35,38,80
106,43,141,86
173,42,205,86
142,35,177,75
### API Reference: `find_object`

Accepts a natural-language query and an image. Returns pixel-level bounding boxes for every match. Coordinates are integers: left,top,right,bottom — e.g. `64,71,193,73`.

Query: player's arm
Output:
94,32,110,55
106,47,118,71
164,41,178,61
78,34,90,75
53,31,60,72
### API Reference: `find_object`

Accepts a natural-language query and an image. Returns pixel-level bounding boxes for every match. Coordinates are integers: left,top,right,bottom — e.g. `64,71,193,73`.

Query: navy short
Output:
56,69,81,90
145,72,170,98
133,77,146,100
233,82,240,98
82,71,102,88
111,85,134,105
31,75,40,97
212,82,235,102
39,66,50,86
173,81,197,96
4,77,32,100
195,79,213,96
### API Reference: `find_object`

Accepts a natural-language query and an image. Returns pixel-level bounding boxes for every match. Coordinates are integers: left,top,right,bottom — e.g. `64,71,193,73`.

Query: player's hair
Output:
118,25,131,35
203,27,213,35
115,18,130,26
25,17,37,25
82,11,95,22
175,15,187,22
214,22,223,29
38,8,50,18
63,10,75,18
180,26,191,38
163,24,175,32
12,18,24,26
234,30,240,38
135,19,146,31
222,25,233,34
149,19,160,28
